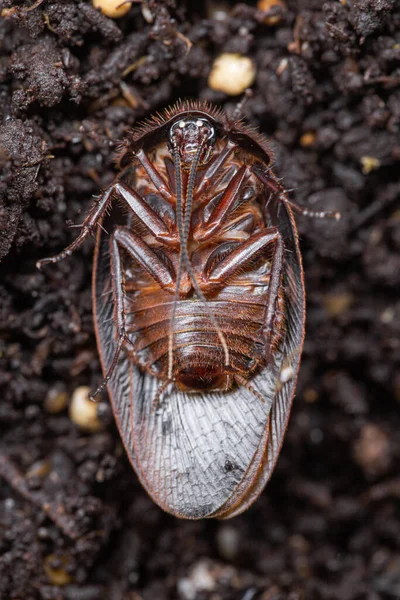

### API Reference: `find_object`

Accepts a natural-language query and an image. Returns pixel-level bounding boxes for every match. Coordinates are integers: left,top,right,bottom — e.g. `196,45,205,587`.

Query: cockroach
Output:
37,100,339,519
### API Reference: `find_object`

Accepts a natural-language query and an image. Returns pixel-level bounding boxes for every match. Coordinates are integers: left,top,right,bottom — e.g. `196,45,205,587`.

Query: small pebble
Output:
26,459,51,479
208,53,256,96
257,0,286,25
44,384,68,414
300,131,317,148
360,156,380,174
353,423,390,478
92,0,132,19
323,293,354,317
44,555,72,586
303,388,319,403
69,386,103,432
178,560,216,600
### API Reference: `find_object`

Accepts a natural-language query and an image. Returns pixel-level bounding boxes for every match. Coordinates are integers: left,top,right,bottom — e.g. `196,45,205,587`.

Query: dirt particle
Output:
360,155,381,174
353,423,391,478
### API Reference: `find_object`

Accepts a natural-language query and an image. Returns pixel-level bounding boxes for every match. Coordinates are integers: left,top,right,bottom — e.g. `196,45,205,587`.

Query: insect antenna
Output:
167,138,230,381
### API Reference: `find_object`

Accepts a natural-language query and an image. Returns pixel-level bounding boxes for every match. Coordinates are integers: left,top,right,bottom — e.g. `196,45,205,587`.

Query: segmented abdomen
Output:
124,285,269,379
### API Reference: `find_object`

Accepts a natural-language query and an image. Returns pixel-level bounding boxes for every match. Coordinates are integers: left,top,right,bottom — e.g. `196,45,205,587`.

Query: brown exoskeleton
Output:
38,100,339,519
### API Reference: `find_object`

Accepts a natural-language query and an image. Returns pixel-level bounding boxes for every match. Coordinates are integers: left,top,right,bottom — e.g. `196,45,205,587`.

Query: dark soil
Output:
1,0,400,598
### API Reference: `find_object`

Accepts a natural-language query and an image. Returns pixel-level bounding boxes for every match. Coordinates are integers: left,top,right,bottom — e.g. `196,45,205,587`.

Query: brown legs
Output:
195,139,237,197
252,164,341,221
202,227,284,362
37,179,176,269
194,165,250,242
91,226,179,398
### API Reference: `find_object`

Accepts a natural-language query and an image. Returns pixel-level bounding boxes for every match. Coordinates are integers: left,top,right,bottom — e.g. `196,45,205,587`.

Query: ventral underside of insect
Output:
92,100,306,519
41,100,306,519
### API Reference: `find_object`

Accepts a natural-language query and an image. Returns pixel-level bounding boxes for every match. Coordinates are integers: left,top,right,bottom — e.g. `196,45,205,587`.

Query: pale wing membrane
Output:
130,372,277,518
93,211,286,518
216,197,305,519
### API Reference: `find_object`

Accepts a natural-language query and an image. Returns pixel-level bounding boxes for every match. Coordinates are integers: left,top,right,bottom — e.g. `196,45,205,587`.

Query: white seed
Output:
69,386,103,432
208,53,256,96
92,0,132,19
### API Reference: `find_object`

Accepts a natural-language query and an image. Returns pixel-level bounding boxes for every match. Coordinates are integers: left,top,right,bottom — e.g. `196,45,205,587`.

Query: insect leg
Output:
231,89,253,120
202,227,284,362
91,232,131,399
234,374,266,404
37,182,177,268
260,234,284,362
112,226,176,291
202,228,282,289
135,148,174,201
194,165,250,241
195,139,237,197
252,165,340,220
285,199,341,220
91,225,178,398
111,182,177,244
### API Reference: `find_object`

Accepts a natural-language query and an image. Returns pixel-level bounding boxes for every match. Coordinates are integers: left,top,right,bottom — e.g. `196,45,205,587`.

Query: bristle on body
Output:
115,99,274,168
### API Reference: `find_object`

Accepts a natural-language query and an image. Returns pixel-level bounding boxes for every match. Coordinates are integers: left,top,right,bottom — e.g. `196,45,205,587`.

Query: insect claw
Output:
89,381,106,402
36,256,57,269
123,335,135,350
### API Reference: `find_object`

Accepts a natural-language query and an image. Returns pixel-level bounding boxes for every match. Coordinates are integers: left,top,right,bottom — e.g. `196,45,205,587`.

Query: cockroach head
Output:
168,117,216,168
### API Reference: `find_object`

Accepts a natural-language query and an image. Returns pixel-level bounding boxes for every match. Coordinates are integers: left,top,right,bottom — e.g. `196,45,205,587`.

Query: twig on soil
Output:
0,453,82,540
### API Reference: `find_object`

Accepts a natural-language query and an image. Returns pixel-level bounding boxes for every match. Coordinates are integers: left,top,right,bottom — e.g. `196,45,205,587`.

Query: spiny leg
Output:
252,165,341,220
37,181,176,268
285,199,341,220
203,227,282,289
260,234,284,361
195,139,237,197
91,234,131,399
151,378,173,414
92,226,178,398
194,165,250,242
231,88,253,120
201,227,284,362
135,148,174,201
113,226,176,291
